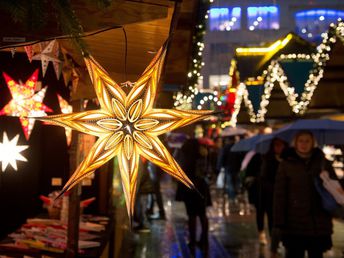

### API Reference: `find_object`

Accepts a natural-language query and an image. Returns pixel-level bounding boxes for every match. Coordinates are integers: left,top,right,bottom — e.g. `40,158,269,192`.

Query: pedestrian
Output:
146,161,166,220
219,137,245,208
244,151,264,242
274,130,337,258
260,137,288,255
176,139,212,254
133,158,154,233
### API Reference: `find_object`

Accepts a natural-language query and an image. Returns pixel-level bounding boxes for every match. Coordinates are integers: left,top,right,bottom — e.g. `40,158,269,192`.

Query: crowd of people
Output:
131,130,343,258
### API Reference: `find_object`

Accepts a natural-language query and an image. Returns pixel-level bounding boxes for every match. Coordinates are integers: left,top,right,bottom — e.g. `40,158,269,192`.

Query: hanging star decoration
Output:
57,95,73,146
37,43,213,218
0,70,53,140
0,132,29,171
24,45,34,63
32,40,61,77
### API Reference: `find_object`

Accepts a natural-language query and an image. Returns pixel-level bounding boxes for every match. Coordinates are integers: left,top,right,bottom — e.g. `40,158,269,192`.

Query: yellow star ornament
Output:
38,44,212,218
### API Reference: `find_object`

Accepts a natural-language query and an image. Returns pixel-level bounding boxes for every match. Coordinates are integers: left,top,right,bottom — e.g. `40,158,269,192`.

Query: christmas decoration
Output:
0,132,29,171
38,44,213,218
173,0,210,109
24,45,34,63
32,40,61,77
229,21,344,126
0,70,53,139
57,95,73,146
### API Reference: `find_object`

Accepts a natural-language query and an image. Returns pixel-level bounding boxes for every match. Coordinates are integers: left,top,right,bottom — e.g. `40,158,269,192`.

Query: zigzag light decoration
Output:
196,91,221,110
229,21,344,127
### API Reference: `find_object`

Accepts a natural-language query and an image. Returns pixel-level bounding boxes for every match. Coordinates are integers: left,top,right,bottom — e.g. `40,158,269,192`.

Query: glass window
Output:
295,9,344,43
247,6,279,30
209,7,241,31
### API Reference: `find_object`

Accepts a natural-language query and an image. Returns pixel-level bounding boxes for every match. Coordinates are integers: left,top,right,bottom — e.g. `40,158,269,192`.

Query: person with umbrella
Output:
273,130,338,258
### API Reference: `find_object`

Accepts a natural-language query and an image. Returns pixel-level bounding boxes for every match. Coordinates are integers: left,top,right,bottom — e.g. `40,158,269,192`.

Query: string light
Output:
174,0,211,109
229,21,344,126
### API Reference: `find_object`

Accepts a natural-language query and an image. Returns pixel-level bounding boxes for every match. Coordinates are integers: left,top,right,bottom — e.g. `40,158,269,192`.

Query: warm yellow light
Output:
236,34,293,56
39,44,212,218
245,77,264,85
0,132,28,171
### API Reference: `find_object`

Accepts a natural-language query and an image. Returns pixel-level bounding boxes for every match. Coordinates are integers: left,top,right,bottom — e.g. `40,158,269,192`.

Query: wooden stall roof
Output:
234,32,315,82
0,0,181,99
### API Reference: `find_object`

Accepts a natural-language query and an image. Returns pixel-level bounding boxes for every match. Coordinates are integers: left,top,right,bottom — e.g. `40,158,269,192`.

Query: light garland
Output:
174,0,211,109
196,90,221,110
229,21,344,126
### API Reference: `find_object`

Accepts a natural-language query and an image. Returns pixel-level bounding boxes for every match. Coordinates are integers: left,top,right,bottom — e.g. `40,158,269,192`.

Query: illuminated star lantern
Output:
0,70,53,140
39,43,212,218
32,40,61,77
0,132,29,171
57,95,73,146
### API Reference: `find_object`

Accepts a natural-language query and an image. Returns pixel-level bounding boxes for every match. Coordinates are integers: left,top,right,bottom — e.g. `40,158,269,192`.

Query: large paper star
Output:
38,44,212,218
0,70,53,139
0,132,29,171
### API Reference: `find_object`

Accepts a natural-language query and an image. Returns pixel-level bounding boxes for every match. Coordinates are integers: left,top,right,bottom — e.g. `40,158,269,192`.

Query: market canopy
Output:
0,0,200,103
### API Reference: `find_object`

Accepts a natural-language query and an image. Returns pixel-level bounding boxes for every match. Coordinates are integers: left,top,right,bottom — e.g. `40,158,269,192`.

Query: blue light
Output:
210,8,229,18
209,7,241,31
269,6,278,12
232,7,241,17
296,9,344,19
295,9,344,43
247,6,280,30
247,7,258,16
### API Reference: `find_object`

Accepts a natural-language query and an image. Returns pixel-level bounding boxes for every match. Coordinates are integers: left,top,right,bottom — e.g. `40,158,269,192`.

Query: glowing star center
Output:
124,124,133,134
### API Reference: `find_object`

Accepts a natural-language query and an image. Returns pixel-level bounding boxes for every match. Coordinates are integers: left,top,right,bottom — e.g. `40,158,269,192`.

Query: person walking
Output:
176,139,212,255
260,138,288,255
244,151,265,243
273,130,337,258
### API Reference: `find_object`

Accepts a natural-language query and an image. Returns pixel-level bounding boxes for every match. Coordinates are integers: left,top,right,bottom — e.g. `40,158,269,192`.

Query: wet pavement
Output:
115,177,344,258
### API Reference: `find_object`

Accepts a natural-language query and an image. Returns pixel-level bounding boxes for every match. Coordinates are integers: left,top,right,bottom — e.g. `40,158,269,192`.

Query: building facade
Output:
201,0,344,90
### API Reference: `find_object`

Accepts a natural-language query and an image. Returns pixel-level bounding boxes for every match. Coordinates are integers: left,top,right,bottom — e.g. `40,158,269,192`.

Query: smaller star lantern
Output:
32,40,61,78
38,42,213,219
0,132,29,171
0,70,53,140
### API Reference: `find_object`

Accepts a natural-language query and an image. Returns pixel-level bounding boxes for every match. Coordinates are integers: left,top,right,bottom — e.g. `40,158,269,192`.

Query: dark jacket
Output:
175,139,212,209
245,152,262,205
260,152,280,197
273,147,336,237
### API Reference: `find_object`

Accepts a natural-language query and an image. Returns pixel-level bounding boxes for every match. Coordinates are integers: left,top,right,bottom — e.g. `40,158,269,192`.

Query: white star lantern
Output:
32,40,61,78
0,132,29,171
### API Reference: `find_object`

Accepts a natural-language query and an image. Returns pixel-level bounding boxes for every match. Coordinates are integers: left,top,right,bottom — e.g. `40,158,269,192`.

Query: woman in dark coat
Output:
273,131,337,258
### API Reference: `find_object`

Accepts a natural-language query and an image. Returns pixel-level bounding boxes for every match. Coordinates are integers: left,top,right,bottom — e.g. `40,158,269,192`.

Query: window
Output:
209,75,230,90
209,7,241,31
295,9,344,42
247,6,279,30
